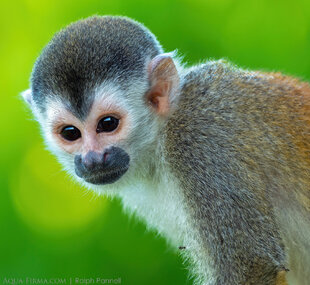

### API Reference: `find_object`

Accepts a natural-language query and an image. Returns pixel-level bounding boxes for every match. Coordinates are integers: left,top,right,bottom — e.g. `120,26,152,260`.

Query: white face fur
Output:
23,54,179,196
24,79,163,195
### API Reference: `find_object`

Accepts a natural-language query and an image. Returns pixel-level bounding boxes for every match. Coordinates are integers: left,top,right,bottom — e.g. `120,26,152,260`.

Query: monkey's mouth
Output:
82,166,129,185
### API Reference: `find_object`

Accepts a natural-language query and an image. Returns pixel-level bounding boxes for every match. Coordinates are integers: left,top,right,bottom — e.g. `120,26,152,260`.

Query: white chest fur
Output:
118,174,189,247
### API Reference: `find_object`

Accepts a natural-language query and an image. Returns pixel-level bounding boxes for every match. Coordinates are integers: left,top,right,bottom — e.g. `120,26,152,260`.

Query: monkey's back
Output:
164,60,310,283
165,60,310,216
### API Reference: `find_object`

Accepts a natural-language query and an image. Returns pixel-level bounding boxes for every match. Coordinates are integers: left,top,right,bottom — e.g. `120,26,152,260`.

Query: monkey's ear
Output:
147,54,179,116
21,89,33,106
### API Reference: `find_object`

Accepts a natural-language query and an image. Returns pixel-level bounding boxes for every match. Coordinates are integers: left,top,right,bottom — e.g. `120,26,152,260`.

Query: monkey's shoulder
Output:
180,59,310,105
165,60,310,184
173,59,310,126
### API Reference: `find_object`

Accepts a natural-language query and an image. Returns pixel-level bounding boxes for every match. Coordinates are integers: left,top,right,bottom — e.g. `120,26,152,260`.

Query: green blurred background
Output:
1,0,310,284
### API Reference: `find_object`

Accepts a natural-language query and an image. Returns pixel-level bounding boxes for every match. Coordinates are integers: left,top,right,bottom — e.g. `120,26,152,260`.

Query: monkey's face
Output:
41,95,134,186
22,16,180,189
22,52,180,188
30,77,165,189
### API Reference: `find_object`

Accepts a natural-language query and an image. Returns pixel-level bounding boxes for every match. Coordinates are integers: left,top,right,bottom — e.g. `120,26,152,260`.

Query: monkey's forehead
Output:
30,16,162,118
38,79,131,123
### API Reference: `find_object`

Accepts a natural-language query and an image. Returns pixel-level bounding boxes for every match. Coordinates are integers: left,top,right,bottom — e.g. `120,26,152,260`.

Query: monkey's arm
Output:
163,61,310,284
165,155,288,285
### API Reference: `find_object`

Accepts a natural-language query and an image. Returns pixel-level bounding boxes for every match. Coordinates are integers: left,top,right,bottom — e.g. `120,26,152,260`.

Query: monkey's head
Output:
22,16,180,189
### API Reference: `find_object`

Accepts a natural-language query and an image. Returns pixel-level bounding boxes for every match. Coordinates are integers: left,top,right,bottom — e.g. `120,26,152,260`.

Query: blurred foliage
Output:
1,0,310,284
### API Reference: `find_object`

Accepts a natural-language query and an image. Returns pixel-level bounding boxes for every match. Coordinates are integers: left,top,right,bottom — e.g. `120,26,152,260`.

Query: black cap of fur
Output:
31,16,163,118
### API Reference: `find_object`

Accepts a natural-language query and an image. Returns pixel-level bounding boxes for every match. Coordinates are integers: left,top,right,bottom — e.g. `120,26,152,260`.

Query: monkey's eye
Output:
60,126,81,141
96,116,119,133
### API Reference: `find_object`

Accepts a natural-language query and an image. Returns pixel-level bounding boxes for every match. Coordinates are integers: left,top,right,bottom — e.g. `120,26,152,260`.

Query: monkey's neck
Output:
117,137,190,246
118,167,189,246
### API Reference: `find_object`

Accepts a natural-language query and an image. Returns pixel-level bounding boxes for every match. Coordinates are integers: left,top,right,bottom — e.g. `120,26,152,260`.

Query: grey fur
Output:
31,16,162,119
164,60,310,284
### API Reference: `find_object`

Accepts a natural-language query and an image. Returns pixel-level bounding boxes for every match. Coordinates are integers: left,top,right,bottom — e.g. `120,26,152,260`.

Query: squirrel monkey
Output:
22,16,310,285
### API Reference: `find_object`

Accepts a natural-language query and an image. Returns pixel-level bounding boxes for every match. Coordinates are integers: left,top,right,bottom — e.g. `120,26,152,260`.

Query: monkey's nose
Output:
75,151,111,174
74,147,130,183
82,151,104,171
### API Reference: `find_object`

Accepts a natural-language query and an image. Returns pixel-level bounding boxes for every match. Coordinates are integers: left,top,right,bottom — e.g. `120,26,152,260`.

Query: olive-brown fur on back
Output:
165,60,310,284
